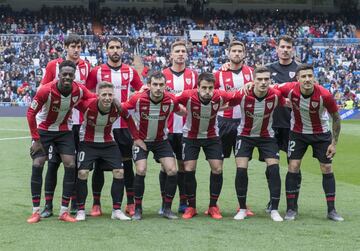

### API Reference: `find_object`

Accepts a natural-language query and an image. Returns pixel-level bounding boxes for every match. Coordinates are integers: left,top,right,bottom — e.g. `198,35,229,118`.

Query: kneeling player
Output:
228,67,285,221
123,71,185,220
75,81,130,221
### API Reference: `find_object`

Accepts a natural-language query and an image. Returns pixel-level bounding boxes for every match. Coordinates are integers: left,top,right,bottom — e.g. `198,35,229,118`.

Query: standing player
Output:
228,67,285,221
123,72,184,220
159,40,197,214
215,40,254,216
177,72,234,220
86,37,143,217
265,35,300,213
40,34,91,217
274,64,343,221
26,60,95,223
75,81,130,221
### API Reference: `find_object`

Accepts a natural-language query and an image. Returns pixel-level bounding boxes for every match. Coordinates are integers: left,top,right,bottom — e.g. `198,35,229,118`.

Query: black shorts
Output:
132,140,175,162
168,133,183,160
38,129,76,157
235,136,279,161
218,116,240,158
113,128,133,159
273,127,290,153
78,141,123,170
48,125,81,164
288,131,333,164
182,137,223,161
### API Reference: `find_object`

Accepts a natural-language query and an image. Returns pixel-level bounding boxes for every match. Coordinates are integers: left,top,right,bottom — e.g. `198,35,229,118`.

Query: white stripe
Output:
0,136,30,141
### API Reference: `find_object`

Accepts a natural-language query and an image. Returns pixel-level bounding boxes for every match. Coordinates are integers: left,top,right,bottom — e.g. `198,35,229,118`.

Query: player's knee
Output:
184,161,196,172
113,169,124,179
64,163,76,169
211,165,223,174
320,163,333,174
136,165,147,176
33,157,46,168
165,166,177,176
78,170,89,180
288,160,300,173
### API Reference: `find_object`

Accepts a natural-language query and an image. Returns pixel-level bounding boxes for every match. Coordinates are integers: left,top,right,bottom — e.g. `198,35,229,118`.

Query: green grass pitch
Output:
0,118,359,250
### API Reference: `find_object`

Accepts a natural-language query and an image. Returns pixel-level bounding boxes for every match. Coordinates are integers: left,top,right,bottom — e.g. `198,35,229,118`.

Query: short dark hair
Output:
59,60,76,71
96,81,114,93
296,64,314,75
198,72,215,86
106,37,123,49
277,35,294,46
147,71,166,85
171,40,187,51
64,34,82,47
228,40,245,51
254,66,270,77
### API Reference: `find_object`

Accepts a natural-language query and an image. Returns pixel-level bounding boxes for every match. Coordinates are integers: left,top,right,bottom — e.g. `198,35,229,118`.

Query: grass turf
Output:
0,118,359,250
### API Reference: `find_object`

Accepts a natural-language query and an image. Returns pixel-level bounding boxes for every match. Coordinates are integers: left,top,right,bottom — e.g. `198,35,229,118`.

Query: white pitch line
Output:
0,136,31,141
0,128,28,132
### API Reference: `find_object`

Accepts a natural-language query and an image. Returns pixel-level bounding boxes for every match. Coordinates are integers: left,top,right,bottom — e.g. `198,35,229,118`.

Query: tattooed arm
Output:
326,111,341,159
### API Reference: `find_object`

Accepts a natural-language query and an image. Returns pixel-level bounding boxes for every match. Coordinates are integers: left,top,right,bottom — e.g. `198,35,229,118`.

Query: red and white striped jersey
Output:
41,58,91,125
123,90,180,142
27,80,96,140
214,66,253,119
275,82,338,134
76,98,126,143
229,88,286,137
177,89,234,139
86,63,143,129
163,67,198,133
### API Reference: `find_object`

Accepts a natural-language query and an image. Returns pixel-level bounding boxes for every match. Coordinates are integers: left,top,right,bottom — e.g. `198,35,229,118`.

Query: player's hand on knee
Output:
30,140,44,156
326,143,336,159
134,139,147,151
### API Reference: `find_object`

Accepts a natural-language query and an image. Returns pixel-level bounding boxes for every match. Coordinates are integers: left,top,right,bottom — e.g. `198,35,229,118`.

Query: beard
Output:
109,54,121,63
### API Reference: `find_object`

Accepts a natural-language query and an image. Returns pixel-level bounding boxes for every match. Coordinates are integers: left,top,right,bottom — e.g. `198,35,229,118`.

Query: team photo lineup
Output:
25,32,345,224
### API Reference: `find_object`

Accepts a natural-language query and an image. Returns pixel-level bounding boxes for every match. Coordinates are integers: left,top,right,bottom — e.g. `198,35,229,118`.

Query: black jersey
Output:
267,60,299,128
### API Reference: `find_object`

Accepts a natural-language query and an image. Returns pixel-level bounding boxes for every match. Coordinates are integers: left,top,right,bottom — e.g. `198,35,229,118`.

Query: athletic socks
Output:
285,172,298,211
185,171,197,208
92,165,104,206
44,161,60,208
111,178,124,210
76,178,88,211
267,164,281,210
31,165,44,207
62,166,75,208
164,174,177,210
134,174,145,210
159,170,167,206
123,160,134,205
294,170,302,207
235,167,248,209
209,172,223,207
177,171,187,205
322,173,336,213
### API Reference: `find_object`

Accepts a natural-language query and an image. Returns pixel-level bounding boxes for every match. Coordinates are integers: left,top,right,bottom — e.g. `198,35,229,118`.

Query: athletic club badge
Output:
81,68,85,76
311,101,319,108
162,105,169,112
185,78,191,85
289,72,296,79
72,96,79,103
110,117,117,123
244,74,250,81
123,73,129,80
267,102,273,109
212,103,219,110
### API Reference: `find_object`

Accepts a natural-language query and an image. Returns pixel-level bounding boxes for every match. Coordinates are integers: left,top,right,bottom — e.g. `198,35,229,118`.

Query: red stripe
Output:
286,194,296,199
180,195,187,200
93,195,101,199
139,97,150,140
127,192,135,196
326,196,335,201
32,199,40,203
164,198,173,203
309,89,323,133
241,96,255,136
291,88,303,133
113,204,121,209
210,195,219,200
45,196,53,200
260,95,274,137
188,95,199,139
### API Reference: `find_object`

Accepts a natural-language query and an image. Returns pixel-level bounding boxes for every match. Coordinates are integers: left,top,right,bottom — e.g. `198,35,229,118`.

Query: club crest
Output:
162,105,169,112
267,102,273,109
185,78,191,85
212,103,219,110
289,71,296,79
110,117,117,123
123,73,129,80
72,96,79,103
81,68,86,75
244,74,250,81
311,101,319,108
